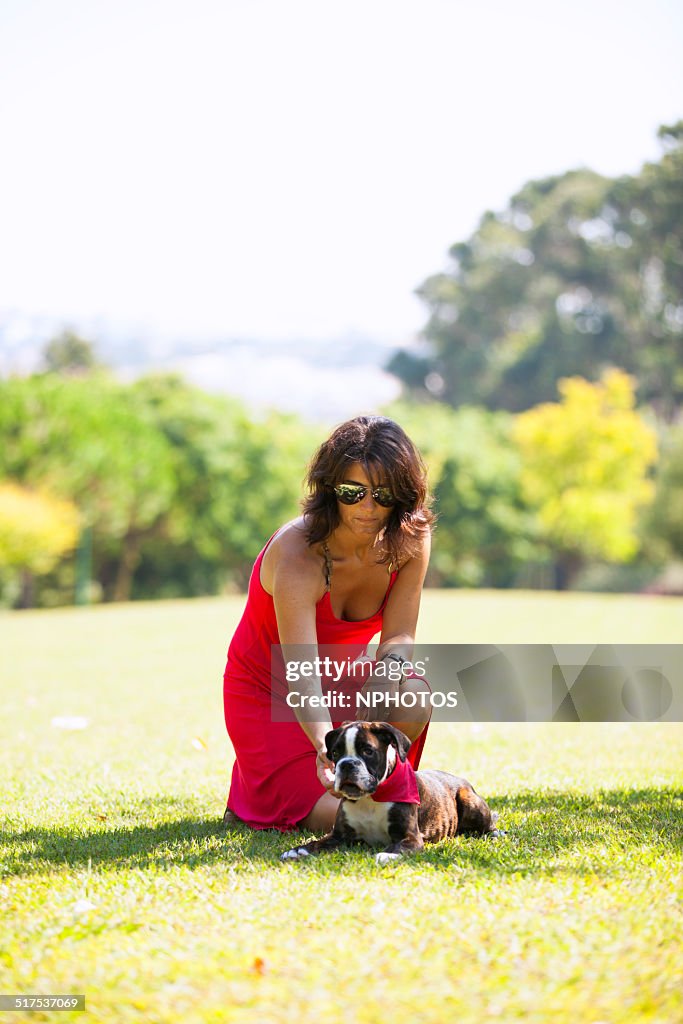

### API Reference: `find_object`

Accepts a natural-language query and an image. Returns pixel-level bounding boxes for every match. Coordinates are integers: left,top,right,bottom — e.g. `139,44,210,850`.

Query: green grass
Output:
1,590,682,1023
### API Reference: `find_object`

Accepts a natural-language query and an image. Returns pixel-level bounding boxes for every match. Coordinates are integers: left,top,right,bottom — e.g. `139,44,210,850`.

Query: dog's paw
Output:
280,846,311,862
375,851,402,867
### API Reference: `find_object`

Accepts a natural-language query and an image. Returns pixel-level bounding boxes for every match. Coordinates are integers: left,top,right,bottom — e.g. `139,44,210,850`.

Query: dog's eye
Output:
360,747,375,758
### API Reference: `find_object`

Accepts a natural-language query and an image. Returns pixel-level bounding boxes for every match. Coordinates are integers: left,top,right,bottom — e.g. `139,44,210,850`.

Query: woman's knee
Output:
403,673,431,696
399,674,432,713
386,674,431,740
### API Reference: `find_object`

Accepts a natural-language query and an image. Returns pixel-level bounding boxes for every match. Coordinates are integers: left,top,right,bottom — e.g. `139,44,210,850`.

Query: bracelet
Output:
380,651,409,676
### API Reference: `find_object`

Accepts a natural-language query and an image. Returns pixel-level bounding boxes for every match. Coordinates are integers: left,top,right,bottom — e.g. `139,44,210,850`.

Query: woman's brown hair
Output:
302,415,435,567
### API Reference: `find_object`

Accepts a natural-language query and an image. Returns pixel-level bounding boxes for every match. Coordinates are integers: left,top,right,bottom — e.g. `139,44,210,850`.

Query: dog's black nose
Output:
336,756,364,771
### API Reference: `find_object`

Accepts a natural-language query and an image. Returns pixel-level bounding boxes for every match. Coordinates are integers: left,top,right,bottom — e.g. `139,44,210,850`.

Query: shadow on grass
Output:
2,787,681,879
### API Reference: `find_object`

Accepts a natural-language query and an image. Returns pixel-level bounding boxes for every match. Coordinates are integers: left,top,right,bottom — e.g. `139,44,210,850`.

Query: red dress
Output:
223,535,429,830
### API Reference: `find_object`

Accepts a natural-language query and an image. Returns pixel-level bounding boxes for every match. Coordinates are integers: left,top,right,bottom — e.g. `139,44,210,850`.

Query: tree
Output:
513,370,658,588
0,372,321,605
391,125,683,419
0,481,79,607
607,121,683,419
0,374,176,602
128,374,320,595
41,330,102,375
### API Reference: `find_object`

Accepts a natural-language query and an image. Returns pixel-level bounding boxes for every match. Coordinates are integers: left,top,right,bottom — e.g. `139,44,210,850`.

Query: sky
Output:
0,0,682,354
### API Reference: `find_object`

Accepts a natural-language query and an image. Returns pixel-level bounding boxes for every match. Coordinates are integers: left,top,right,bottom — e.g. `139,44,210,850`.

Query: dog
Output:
281,721,502,866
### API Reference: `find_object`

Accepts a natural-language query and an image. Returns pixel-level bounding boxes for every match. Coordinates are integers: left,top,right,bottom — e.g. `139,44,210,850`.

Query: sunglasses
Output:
333,483,396,507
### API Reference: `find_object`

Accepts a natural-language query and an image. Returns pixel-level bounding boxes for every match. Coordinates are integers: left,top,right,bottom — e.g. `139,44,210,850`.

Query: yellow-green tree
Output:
0,482,80,605
513,370,658,588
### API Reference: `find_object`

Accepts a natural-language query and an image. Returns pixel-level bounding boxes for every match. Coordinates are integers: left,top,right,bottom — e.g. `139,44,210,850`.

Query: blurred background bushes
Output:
0,370,321,606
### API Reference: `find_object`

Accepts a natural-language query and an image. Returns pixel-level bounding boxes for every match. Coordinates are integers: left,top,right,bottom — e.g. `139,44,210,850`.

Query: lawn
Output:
1,590,682,1023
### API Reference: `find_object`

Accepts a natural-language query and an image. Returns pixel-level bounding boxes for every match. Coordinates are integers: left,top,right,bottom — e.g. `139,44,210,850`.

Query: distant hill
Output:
0,312,404,422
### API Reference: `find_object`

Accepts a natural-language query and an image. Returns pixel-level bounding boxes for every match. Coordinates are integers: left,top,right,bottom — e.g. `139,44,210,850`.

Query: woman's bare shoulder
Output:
260,517,323,594
396,526,431,570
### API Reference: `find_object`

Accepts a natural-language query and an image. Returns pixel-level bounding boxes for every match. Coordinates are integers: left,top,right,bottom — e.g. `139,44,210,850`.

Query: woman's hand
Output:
316,747,336,791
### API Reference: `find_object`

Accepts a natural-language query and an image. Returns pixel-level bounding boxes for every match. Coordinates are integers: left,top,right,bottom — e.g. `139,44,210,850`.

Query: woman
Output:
222,415,435,834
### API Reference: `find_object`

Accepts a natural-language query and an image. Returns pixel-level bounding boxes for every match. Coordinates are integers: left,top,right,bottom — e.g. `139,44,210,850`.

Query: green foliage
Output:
0,373,177,602
393,125,683,418
607,120,683,418
0,362,670,602
0,372,321,604
0,372,175,533
0,481,79,572
513,370,658,587
386,402,537,586
643,422,683,560
129,374,320,596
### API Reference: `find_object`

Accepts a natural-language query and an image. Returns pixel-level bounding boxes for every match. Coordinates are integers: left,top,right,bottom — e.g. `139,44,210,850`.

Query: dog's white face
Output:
325,721,410,801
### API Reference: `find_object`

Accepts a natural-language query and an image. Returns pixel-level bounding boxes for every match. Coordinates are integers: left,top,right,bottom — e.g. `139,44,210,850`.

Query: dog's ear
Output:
374,722,412,762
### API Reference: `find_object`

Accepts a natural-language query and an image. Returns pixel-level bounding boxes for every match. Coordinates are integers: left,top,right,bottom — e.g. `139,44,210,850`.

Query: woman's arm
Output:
269,536,336,789
352,532,431,723
376,530,431,661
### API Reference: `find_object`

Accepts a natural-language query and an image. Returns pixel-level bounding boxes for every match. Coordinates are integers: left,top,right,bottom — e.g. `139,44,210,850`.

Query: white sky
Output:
1,0,682,346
